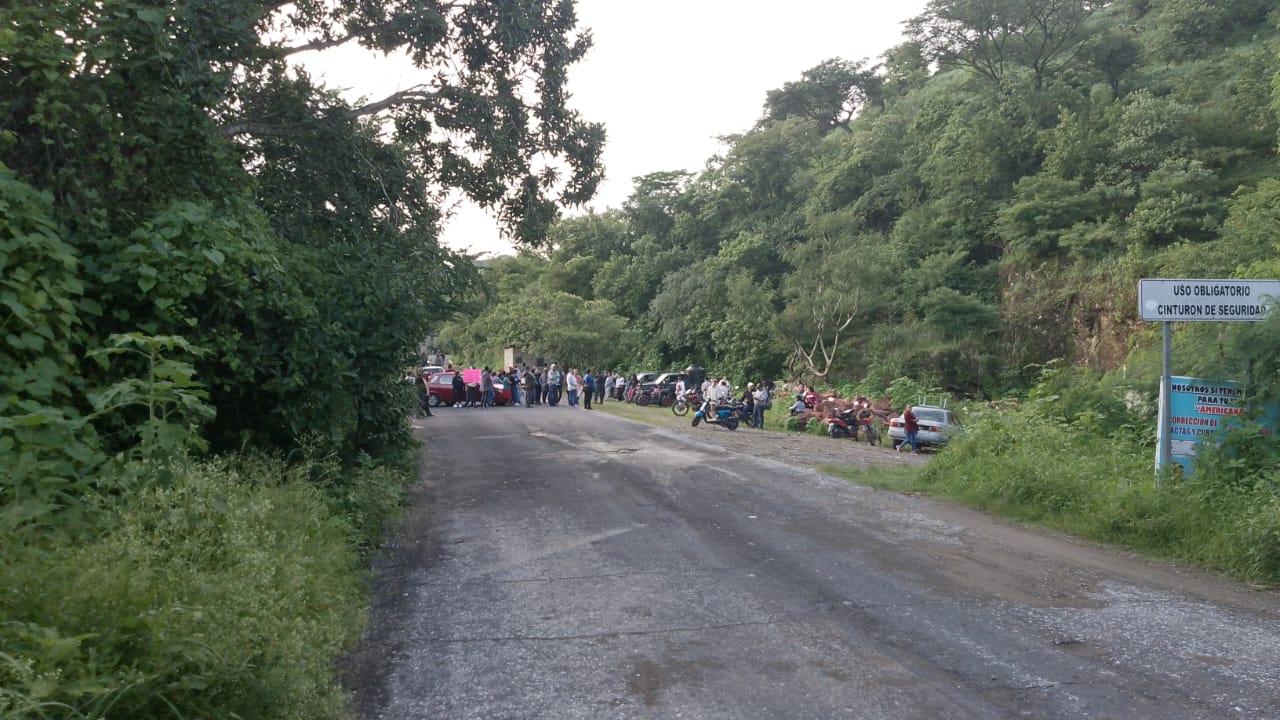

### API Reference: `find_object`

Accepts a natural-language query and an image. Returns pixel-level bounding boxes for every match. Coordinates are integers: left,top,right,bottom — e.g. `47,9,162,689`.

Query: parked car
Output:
887,405,961,449
622,371,659,401
652,372,689,390
426,372,460,406
632,371,660,385
637,372,690,406
427,372,512,406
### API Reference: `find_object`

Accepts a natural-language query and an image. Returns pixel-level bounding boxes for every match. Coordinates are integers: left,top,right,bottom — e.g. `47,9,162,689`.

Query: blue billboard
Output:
1163,376,1277,475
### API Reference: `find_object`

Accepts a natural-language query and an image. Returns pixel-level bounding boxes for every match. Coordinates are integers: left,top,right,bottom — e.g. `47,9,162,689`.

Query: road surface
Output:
342,406,1280,719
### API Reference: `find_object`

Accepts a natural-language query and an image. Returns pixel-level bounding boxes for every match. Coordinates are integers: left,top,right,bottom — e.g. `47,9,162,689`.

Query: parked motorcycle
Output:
671,389,702,417
636,385,675,407
692,398,740,430
827,403,882,445
857,405,882,445
825,406,860,439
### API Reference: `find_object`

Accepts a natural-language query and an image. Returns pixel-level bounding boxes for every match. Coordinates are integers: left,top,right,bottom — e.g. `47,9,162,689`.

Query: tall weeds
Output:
1,452,408,720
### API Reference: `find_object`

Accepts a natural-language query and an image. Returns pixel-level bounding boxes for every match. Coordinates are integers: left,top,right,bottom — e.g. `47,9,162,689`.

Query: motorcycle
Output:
826,403,882,445
692,398,741,430
857,405,882,445
671,389,702,417
825,406,860,439
636,385,675,407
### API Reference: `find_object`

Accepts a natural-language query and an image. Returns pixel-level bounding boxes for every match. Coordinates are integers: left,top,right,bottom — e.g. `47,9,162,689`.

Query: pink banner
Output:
462,368,482,385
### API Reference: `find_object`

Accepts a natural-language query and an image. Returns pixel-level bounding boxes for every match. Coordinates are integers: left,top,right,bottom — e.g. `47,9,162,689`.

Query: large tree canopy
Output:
1,0,605,469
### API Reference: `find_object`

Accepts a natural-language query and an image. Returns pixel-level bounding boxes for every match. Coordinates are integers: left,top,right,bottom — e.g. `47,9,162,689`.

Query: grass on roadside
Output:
1,450,410,720
828,411,1280,586
817,463,929,492
597,399,692,429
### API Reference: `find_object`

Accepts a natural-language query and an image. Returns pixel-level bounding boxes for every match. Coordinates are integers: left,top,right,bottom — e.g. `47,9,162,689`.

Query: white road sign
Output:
1139,279,1280,322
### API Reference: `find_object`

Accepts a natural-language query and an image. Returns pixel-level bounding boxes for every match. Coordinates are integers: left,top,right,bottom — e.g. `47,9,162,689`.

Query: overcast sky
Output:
300,0,929,256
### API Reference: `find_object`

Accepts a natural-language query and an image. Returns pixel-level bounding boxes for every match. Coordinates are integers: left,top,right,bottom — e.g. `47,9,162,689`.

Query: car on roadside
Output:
427,371,512,406
888,405,961,450
632,371,659,385
637,372,690,406
621,371,659,401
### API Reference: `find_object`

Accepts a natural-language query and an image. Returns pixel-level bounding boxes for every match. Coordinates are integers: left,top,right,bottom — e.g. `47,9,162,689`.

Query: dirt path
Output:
597,401,927,470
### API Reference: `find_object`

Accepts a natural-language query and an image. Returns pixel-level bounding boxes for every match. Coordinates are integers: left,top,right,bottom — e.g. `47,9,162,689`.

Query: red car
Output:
427,372,513,406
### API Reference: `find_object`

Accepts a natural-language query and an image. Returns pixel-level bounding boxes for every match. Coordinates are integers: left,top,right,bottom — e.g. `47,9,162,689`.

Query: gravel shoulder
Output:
595,400,927,470
595,399,1279,613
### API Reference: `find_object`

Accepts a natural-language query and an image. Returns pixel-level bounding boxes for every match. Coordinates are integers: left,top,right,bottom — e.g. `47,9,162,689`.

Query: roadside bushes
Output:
0,452,407,720
914,398,1280,585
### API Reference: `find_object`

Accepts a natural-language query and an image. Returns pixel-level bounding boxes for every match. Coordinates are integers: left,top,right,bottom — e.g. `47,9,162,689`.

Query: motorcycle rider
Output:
708,378,732,419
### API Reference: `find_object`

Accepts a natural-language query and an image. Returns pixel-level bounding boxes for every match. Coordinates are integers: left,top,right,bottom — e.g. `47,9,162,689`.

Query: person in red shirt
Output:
900,405,919,453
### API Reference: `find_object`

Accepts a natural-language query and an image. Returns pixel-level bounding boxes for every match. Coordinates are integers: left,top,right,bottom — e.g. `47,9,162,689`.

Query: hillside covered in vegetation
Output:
444,0,1280,402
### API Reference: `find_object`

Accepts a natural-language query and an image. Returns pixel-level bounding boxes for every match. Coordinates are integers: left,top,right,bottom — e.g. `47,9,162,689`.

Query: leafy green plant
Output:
86,333,214,461
0,164,103,541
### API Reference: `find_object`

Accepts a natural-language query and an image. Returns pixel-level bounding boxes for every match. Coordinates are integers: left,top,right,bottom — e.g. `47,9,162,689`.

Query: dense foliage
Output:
443,0,1280,407
2,0,601,716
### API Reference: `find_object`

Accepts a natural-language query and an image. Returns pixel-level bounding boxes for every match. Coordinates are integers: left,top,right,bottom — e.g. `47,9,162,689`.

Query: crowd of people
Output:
414,363,627,412
412,362,924,449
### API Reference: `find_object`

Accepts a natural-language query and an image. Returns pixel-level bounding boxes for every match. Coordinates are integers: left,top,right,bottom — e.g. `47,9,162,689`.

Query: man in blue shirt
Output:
582,370,595,410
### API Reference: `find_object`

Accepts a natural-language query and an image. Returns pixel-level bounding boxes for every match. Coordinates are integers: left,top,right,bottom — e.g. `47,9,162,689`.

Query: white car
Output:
888,406,961,449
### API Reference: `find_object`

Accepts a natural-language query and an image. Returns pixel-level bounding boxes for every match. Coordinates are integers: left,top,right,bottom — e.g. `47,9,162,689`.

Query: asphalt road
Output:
342,406,1280,719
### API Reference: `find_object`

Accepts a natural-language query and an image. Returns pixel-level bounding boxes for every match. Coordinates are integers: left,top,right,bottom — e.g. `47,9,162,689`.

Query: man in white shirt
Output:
715,378,731,402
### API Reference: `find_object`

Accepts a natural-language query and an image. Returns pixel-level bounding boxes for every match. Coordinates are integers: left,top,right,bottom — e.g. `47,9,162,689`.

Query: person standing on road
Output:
546,364,563,406
753,383,770,429
603,372,616,404
481,367,494,409
413,368,433,417
582,369,595,410
465,369,481,408
566,368,581,407
740,382,756,427
451,370,465,409
900,404,920,453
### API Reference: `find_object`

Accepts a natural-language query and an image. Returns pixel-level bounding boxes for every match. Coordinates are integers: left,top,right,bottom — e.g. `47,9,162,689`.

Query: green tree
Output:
1083,30,1141,98
907,0,1096,89
763,58,885,133
777,232,893,380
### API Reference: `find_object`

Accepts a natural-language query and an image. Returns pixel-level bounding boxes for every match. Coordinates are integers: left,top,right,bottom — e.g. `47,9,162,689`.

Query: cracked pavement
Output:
341,406,1280,719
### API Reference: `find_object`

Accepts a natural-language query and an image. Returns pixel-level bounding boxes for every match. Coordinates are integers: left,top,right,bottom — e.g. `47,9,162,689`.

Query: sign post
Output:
1138,279,1280,482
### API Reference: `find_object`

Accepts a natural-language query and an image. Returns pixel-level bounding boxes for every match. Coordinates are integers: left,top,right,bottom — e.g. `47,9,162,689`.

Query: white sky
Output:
298,0,929,256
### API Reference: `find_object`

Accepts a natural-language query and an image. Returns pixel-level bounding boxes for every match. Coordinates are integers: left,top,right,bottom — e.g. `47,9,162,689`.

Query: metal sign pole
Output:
1157,321,1172,485
1139,279,1280,481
